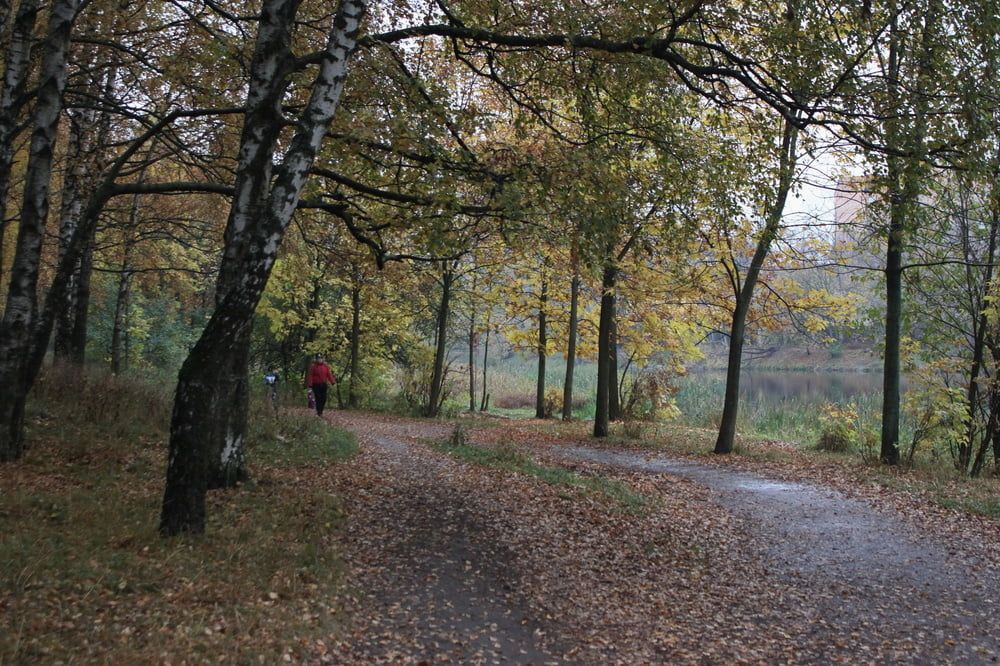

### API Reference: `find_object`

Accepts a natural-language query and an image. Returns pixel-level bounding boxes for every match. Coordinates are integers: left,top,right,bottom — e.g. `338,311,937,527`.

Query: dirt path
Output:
554,445,1000,664
328,417,559,664
324,413,1000,664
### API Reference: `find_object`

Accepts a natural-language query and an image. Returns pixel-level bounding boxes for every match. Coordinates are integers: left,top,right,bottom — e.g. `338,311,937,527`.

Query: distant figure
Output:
264,370,280,407
305,354,337,416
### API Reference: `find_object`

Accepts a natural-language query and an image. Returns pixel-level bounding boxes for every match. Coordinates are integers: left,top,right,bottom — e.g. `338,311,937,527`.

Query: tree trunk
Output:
348,282,361,408
205,330,251,489
714,119,798,454
879,142,906,466
714,303,750,454
594,263,616,438
608,308,620,421
535,274,548,419
160,0,365,534
427,266,452,417
0,0,42,280
480,324,490,411
111,185,143,375
53,107,97,364
562,272,579,420
468,312,476,412
53,123,84,363
110,265,131,374
959,204,997,472
68,235,95,364
879,1,938,466
0,0,81,462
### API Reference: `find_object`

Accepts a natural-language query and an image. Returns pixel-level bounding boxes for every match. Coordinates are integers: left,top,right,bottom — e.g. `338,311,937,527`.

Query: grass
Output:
937,496,1000,518
432,429,647,513
1,368,356,663
871,468,1000,519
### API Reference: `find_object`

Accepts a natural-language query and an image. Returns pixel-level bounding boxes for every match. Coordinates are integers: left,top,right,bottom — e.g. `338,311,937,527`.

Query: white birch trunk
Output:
0,0,82,461
160,0,366,534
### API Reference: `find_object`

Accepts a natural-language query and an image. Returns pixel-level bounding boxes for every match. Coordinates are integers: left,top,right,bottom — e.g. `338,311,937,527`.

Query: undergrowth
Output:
1,368,355,663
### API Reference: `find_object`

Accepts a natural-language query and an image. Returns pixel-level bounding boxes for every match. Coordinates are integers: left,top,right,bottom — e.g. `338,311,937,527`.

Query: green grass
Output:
936,496,1000,518
433,433,647,513
249,410,357,466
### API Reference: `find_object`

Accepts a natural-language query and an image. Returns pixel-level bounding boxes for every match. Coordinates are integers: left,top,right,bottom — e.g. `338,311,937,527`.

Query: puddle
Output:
732,479,801,492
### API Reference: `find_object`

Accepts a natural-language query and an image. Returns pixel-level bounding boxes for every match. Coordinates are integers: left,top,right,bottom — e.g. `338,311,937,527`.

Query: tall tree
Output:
0,0,83,461
159,0,366,535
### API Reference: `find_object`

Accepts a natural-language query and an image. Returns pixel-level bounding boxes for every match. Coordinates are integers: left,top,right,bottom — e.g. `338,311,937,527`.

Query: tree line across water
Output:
0,0,998,534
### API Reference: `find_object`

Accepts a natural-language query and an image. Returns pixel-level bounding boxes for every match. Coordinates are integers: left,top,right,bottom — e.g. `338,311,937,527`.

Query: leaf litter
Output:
323,412,1000,665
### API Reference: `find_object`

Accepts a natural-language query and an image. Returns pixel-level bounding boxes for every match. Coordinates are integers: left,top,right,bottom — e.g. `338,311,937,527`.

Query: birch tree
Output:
0,0,83,462
159,0,366,535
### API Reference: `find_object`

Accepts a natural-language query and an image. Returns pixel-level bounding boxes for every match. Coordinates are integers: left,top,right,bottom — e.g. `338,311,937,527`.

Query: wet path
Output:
555,445,1000,664
325,412,1000,664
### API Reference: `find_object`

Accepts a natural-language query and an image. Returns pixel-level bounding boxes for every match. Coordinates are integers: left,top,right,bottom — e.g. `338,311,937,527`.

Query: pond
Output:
675,370,893,444
735,370,888,403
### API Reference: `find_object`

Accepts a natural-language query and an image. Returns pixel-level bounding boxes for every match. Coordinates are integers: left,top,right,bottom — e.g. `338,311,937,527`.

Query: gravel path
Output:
326,413,1000,664
555,445,1000,664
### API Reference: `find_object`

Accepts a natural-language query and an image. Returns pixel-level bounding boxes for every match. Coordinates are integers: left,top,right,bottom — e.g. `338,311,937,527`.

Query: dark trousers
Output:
311,383,328,415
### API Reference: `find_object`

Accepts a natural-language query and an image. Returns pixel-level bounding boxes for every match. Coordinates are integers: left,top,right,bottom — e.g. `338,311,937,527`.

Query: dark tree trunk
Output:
594,263,616,438
53,267,79,361
714,119,798,455
562,272,579,421
535,275,548,419
68,235,95,364
714,303,750,454
110,266,131,374
205,329,251,489
880,198,904,465
427,266,453,417
162,314,249,534
54,50,116,367
480,324,490,411
608,308,620,421
879,2,938,466
53,109,93,364
959,206,997,473
348,282,361,408
994,402,1000,476
468,313,476,412
111,186,143,375
0,0,42,280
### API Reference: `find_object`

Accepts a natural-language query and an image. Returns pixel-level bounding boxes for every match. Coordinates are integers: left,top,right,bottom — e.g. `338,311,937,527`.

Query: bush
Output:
622,365,682,423
543,388,562,418
816,403,857,452
30,366,172,438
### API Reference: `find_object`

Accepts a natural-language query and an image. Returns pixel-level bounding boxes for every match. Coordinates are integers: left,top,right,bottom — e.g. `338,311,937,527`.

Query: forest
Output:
1,0,999,662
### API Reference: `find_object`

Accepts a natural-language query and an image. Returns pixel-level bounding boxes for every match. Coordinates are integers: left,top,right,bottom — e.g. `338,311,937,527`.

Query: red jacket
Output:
306,362,336,387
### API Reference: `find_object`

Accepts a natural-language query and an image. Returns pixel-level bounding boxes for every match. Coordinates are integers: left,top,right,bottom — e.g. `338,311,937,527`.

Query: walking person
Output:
305,354,337,416
264,369,280,409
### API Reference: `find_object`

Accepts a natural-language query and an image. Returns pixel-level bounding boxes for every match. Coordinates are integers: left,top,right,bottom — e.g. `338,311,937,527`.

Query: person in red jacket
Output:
305,354,337,416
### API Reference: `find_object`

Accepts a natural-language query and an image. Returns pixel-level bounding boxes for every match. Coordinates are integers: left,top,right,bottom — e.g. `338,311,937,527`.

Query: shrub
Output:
622,364,682,423
816,403,857,452
543,388,562,418
393,344,453,416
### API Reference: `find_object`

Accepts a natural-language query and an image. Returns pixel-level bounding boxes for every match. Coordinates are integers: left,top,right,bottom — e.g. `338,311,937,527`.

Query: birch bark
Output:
160,0,366,534
0,0,82,461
